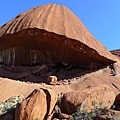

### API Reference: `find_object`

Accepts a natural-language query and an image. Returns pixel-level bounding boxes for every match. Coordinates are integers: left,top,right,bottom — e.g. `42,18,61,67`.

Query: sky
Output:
0,0,120,50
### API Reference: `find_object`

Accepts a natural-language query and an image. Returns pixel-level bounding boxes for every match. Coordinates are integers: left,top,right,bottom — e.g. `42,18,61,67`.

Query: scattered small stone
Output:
59,113,72,119
52,118,59,120
33,64,48,75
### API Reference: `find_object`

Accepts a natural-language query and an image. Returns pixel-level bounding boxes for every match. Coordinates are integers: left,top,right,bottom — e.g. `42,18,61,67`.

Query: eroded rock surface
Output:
15,88,57,120
60,85,115,114
0,4,116,66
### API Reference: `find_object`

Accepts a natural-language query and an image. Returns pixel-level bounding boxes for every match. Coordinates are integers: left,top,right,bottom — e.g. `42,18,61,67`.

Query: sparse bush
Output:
33,118,39,120
0,96,24,115
71,101,119,120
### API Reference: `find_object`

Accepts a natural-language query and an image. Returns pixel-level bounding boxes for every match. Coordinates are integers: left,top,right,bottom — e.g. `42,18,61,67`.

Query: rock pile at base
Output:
1,83,120,120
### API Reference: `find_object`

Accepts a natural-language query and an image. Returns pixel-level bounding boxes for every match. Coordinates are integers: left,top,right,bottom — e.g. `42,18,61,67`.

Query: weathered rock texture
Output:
111,49,120,57
15,89,47,120
80,85,115,112
60,85,115,114
15,88,57,120
0,4,116,65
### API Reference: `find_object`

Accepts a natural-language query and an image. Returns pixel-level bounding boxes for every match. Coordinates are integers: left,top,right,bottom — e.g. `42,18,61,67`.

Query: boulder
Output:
33,65,48,75
15,89,47,120
15,88,57,120
47,76,58,85
60,84,115,114
60,90,88,114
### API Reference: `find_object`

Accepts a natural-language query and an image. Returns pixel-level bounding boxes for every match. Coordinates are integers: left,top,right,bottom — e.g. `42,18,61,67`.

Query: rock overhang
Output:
0,4,117,66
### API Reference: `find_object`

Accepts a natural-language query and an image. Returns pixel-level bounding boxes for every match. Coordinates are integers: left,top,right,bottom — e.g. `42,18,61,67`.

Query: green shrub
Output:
71,101,117,120
0,96,24,115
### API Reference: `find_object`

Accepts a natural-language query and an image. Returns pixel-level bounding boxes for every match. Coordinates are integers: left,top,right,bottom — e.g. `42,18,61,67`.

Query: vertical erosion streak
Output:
16,9,34,31
34,6,47,27
42,4,55,30
59,6,67,62
36,4,53,29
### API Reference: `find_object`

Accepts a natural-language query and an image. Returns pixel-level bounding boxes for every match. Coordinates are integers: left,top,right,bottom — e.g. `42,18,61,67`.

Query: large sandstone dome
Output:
0,4,116,65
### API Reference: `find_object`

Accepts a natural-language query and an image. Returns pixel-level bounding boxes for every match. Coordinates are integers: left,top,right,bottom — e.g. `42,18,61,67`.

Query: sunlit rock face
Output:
0,4,116,66
111,49,120,57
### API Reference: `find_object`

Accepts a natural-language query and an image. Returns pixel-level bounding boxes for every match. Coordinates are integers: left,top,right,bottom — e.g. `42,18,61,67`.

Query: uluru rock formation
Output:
111,49,120,57
0,4,116,66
